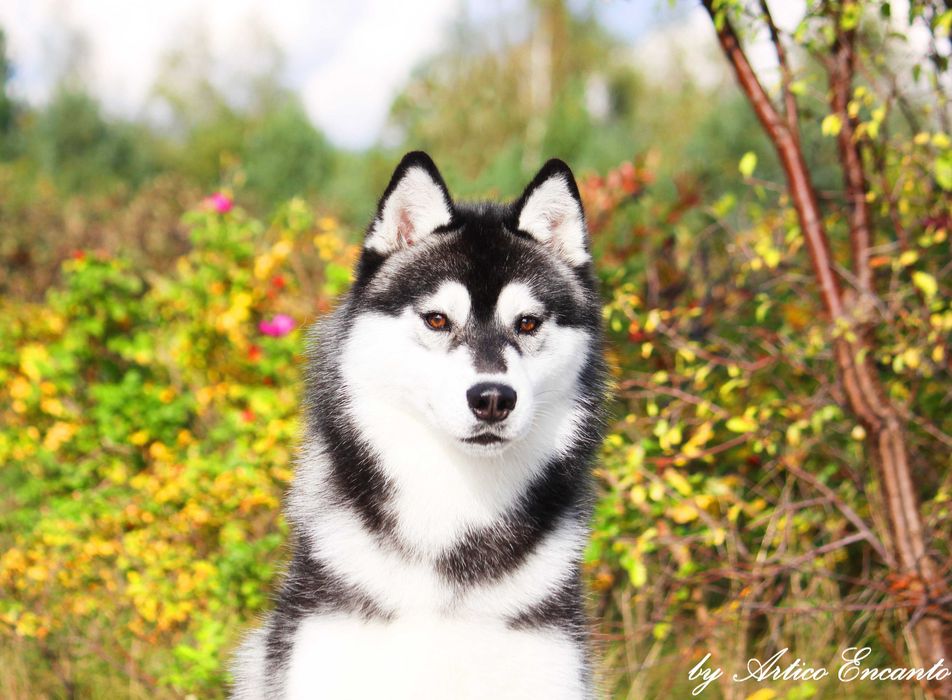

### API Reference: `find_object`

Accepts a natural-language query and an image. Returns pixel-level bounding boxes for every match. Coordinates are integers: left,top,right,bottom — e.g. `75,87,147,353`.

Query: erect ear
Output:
513,159,590,267
364,151,454,255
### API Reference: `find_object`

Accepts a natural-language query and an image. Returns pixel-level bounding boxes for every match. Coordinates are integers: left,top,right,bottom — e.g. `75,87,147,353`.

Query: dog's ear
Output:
364,151,454,255
513,159,590,267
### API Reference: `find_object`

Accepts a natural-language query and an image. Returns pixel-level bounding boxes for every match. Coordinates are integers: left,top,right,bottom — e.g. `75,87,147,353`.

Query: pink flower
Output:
258,314,296,337
204,192,233,214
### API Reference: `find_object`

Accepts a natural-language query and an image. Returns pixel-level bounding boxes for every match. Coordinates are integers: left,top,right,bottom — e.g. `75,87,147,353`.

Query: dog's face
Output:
340,153,600,458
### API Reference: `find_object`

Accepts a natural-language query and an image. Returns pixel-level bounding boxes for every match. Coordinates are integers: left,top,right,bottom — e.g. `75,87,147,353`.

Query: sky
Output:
0,0,675,149
0,1,936,148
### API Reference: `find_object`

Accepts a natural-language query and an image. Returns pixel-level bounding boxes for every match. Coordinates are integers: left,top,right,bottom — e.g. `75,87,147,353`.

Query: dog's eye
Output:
517,315,541,334
423,312,450,331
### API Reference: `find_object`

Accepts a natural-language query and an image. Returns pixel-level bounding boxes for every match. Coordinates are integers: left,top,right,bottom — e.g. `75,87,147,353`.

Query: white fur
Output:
285,281,592,613
337,301,590,554
240,281,596,699
286,614,585,700
303,495,452,612
365,166,452,254
292,464,586,618
517,175,590,266
230,626,269,699
420,280,471,326
495,282,543,325
458,516,586,618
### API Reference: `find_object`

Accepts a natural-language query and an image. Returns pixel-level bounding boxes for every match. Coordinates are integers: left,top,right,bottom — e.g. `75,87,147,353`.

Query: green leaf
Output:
841,2,861,30
622,551,648,588
738,151,758,178
935,153,952,191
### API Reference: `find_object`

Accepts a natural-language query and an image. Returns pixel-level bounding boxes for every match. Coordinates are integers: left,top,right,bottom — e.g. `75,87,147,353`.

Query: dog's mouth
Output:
461,433,506,446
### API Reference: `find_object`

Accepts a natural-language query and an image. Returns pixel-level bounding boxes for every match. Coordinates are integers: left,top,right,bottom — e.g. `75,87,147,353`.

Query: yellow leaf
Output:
738,151,758,178
745,690,777,700
786,423,802,446
660,423,683,449
129,430,149,446
727,416,758,433
668,502,699,523
644,309,660,333
912,271,937,300
627,557,647,588
40,398,63,416
9,376,31,400
821,113,842,136
903,348,921,370
898,250,918,267
664,469,693,496
19,344,49,382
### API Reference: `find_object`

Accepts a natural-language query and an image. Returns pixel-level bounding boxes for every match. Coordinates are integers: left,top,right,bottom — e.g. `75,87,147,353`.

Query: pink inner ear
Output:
543,211,564,233
397,209,414,247
543,212,567,252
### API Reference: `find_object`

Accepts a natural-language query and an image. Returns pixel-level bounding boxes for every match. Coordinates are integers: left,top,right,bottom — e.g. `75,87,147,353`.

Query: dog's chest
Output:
285,613,585,700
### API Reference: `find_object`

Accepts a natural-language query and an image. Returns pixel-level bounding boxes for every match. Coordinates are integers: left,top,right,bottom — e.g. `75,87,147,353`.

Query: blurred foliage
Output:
30,89,160,193
1,1,951,698
586,149,950,698
387,0,761,198
1,197,357,696
0,29,16,150
0,169,200,299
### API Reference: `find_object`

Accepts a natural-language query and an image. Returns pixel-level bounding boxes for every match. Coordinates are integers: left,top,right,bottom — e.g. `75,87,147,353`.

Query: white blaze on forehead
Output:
495,282,543,325
419,280,471,325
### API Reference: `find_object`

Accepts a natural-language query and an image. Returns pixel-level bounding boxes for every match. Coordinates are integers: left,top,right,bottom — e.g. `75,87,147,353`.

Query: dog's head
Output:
338,152,602,458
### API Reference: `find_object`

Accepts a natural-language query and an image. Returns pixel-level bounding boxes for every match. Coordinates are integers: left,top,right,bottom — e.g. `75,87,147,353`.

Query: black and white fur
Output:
231,152,606,699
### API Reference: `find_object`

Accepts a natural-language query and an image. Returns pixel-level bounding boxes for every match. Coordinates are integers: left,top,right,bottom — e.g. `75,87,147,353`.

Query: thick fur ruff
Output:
231,152,606,699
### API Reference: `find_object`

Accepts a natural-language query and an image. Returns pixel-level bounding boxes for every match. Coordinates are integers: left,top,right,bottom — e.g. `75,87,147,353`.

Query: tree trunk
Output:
700,3,950,696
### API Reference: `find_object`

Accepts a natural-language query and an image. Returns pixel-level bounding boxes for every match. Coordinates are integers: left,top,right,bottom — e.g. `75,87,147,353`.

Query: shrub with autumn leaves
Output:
0,195,356,697
1,140,950,698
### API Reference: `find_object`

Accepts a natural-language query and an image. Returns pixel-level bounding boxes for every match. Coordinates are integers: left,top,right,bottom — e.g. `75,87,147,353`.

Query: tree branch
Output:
783,458,893,566
701,0,844,319
758,0,800,139
828,21,874,293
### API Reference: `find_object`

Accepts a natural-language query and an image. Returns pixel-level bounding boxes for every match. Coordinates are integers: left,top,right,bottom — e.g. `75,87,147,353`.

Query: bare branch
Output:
700,0,845,318
759,0,800,138
783,458,893,566
647,433,750,467
828,20,875,294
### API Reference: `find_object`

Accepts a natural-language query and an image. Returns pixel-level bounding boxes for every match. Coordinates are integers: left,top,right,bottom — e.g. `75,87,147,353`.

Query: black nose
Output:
466,382,517,423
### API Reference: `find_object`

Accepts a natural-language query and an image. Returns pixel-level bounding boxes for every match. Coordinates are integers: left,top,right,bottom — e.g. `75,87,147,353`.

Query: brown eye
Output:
517,315,541,334
423,312,450,331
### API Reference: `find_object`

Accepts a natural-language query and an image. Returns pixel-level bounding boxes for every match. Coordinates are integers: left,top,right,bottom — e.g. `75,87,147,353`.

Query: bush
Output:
0,196,356,696
1,149,948,697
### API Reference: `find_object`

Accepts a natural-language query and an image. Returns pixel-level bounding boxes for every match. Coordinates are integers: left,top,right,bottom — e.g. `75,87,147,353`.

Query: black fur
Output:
264,549,390,676
509,572,588,642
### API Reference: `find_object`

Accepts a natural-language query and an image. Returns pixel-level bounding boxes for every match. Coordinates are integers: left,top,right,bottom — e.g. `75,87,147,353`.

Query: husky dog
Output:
231,152,606,699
